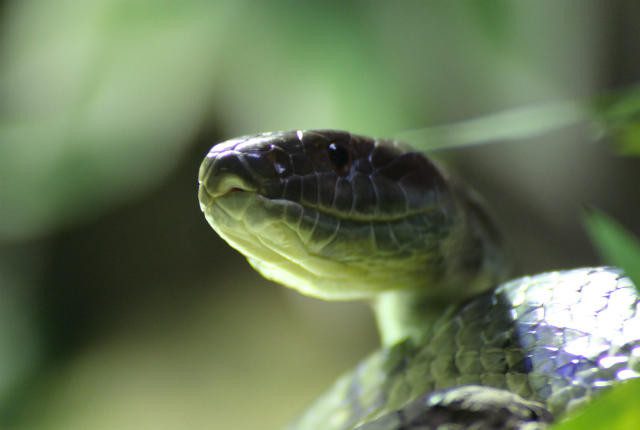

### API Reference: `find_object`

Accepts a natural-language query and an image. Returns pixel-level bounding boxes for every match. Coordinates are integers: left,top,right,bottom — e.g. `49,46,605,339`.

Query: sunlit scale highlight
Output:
289,268,640,429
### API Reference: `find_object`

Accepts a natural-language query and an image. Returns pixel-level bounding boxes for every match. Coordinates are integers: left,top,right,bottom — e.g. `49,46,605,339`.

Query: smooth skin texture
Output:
198,130,640,429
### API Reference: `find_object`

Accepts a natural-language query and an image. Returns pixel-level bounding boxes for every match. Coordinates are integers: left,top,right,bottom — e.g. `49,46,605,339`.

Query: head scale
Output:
198,130,506,300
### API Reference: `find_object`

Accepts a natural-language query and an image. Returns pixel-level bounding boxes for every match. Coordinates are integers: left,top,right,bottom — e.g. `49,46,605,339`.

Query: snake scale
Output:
197,130,640,429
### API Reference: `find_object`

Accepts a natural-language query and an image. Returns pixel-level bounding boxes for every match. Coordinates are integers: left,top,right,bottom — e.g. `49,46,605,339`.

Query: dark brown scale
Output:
317,172,337,207
283,176,302,201
333,177,354,213
301,174,319,205
290,152,314,176
352,150,373,174
301,131,344,173
352,173,376,213
370,143,404,170
267,147,293,177
370,174,408,216
243,151,279,179
211,151,254,184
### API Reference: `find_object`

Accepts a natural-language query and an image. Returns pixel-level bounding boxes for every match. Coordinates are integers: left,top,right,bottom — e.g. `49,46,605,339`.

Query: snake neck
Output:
372,290,450,346
373,184,510,347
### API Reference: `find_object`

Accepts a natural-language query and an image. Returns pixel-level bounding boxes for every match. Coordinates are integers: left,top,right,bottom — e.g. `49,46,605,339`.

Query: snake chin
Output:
203,197,354,299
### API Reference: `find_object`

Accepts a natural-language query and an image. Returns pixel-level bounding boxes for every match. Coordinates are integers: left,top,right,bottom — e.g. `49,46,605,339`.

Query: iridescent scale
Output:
290,267,640,430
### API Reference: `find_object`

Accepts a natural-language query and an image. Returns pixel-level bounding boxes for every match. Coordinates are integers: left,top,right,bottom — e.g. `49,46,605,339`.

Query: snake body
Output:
198,130,640,429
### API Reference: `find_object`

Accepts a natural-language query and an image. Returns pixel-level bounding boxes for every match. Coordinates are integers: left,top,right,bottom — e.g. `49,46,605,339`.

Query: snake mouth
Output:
200,174,257,198
197,140,263,202
198,167,259,212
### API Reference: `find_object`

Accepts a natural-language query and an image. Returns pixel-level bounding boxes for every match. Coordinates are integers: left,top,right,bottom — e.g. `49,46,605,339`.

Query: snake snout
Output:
198,151,258,200
199,133,303,205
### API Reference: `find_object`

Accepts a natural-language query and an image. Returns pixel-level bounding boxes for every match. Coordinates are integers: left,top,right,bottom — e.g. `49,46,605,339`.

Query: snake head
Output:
198,130,505,300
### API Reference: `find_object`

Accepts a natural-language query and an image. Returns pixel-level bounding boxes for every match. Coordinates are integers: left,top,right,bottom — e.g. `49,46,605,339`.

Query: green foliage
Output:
402,85,640,153
593,86,640,156
552,380,640,430
0,0,233,240
399,101,586,151
584,210,640,291
571,211,640,430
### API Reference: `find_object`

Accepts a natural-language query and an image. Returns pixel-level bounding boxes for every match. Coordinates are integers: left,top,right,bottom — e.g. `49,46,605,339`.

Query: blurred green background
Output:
1,1,640,429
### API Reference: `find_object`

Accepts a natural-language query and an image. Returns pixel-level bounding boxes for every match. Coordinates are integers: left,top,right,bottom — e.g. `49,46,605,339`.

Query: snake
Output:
197,129,640,429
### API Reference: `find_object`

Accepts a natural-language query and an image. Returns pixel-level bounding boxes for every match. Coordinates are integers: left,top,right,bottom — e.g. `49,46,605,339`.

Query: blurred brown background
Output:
1,1,639,429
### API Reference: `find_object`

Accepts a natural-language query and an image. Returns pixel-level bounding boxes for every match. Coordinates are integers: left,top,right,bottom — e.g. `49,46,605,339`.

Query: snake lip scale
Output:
198,129,640,430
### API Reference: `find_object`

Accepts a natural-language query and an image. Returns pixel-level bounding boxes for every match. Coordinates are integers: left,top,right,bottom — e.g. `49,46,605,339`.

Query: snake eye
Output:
327,142,351,176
